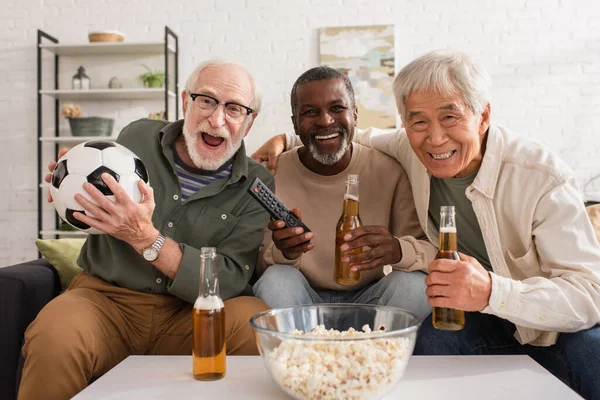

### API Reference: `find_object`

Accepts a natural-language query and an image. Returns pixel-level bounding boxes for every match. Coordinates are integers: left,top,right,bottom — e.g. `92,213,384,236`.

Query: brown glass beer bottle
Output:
193,247,226,380
432,206,465,331
335,174,363,285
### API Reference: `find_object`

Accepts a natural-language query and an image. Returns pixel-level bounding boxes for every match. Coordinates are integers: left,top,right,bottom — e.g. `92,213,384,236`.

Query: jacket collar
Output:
158,119,249,184
468,125,504,200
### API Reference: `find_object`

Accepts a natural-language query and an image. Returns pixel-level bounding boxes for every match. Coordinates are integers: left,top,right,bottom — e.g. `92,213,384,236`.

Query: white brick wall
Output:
1,0,599,265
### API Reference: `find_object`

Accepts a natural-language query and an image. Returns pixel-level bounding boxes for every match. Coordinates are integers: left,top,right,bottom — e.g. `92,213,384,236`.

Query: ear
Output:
479,103,491,136
352,106,358,127
291,115,299,136
181,91,189,118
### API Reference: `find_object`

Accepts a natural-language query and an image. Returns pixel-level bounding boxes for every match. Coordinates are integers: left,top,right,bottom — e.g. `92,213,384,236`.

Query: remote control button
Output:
285,215,298,226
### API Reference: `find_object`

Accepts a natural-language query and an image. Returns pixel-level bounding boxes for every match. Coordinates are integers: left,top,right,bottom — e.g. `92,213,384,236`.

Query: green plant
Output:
138,64,166,88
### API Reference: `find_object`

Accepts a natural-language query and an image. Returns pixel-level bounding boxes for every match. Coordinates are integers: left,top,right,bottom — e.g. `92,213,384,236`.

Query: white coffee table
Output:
72,355,581,399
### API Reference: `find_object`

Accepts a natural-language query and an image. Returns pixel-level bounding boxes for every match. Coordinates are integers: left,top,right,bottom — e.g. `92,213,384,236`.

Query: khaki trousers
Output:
18,272,269,400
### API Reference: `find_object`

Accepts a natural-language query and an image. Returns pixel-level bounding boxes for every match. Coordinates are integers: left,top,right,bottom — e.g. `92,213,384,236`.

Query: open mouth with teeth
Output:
201,132,225,148
314,132,340,142
428,150,456,161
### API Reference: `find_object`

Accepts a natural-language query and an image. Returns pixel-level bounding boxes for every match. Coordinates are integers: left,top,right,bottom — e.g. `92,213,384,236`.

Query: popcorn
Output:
267,324,412,400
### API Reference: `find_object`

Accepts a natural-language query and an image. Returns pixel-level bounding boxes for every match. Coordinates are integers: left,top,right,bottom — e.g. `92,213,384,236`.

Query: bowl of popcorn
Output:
250,304,421,400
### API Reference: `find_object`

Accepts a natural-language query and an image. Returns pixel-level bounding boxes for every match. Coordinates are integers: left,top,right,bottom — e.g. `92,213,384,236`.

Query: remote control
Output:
247,177,311,233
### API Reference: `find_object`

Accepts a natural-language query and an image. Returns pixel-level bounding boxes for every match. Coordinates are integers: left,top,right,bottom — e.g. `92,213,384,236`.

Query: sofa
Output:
2,203,599,400
0,258,60,400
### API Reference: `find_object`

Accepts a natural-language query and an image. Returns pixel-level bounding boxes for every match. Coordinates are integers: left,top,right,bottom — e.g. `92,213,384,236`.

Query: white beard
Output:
308,133,350,166
182,119,244,170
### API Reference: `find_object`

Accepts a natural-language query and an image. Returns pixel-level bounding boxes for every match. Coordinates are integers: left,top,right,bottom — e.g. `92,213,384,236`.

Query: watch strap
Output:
152,234,166,252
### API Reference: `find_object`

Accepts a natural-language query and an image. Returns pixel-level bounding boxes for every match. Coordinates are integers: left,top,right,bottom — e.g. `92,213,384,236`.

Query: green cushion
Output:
35,238,85,291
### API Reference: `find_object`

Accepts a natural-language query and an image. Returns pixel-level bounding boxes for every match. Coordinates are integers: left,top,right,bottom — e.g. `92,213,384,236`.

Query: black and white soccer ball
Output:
49,140,149,234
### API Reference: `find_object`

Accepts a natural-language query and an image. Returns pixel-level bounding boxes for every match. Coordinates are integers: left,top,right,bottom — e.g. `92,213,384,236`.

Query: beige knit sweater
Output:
259,143,436,291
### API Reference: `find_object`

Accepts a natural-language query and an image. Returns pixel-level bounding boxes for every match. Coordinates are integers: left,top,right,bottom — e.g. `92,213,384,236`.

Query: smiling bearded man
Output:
252,66,436,318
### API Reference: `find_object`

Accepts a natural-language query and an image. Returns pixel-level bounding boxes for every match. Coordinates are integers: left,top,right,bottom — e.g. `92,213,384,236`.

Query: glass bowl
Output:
250,304,421,400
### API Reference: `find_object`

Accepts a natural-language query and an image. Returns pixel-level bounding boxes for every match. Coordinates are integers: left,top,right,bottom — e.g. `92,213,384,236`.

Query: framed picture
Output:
320,24,396,129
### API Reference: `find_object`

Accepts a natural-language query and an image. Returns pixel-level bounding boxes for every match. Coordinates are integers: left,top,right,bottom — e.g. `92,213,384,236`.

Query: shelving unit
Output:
39,88,176,101
37,26,179,239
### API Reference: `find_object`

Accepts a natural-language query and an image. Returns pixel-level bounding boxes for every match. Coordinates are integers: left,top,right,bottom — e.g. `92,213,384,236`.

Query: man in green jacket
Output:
19,59,274,400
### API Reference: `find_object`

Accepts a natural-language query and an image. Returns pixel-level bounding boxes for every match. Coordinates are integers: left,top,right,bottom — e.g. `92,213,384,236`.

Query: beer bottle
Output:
193,247,226,380
432,206,465,331
335,174,363,285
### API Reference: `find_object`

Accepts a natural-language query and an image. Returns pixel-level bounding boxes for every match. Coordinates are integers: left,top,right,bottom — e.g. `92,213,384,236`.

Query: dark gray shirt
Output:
428,170,492,270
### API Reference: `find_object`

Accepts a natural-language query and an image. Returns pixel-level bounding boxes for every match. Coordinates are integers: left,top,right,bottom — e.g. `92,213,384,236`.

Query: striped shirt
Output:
172,147,233,202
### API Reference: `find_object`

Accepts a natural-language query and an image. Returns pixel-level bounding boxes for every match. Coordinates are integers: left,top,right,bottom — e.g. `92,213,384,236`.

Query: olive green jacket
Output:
78,118,274,303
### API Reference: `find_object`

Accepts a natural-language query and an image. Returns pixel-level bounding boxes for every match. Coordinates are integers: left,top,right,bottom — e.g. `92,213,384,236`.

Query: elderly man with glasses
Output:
18,59,274,400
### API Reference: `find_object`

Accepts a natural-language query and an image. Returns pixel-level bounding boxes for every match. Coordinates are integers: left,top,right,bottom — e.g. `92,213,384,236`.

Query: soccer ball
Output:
49,140,149,234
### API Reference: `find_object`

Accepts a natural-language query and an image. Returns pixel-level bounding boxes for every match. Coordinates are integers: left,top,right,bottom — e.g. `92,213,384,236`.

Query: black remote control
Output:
247,177,311,233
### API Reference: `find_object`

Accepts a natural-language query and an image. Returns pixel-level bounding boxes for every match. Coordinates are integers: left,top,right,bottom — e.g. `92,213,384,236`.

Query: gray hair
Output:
393,50,491,121
290,66,355,115
185,58,262,114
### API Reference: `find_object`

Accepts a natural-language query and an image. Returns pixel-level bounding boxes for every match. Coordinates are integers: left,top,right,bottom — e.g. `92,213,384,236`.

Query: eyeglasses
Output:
188,92,253,123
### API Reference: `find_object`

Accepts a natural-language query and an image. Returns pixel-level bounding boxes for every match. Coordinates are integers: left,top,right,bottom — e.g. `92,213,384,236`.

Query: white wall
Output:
1,0,599,265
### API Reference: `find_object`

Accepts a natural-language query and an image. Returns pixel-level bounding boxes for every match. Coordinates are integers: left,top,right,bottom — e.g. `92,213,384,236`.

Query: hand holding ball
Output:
49,140,149,233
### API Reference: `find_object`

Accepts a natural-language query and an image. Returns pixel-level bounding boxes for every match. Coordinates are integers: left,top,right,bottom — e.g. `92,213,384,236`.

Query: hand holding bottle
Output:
339,226,403,272
268,208,314,260
425,252,492,312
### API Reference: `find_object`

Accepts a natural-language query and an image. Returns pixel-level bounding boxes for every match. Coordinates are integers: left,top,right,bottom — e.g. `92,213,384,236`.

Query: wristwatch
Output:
142,234,166,262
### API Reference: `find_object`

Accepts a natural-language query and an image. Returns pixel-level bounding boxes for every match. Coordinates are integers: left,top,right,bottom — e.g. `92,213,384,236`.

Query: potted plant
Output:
138,65,166,88
61,104,114,137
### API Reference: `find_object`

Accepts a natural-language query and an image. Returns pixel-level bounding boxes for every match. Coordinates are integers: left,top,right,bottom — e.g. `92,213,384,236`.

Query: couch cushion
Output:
586,204,600,244
35,238,85,291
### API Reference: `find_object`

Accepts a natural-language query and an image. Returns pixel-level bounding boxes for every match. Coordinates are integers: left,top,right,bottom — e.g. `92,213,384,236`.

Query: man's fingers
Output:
58,148,69,159
73,193,110,221
425,284,450,298
351,258,384,272
428,259,460,273
343,225,385,241
272,226,308,241
341,235,380,251
275,232,313,249
137,180,153,204
342,246,385,264
47,161,57,173
268,219,285,231
72,211,104,233
424,271,451,286
81,181,117,213
101,174,131,204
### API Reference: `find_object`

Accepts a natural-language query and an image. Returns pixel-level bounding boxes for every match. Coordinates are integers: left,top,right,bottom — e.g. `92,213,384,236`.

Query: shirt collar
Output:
158,119,249,184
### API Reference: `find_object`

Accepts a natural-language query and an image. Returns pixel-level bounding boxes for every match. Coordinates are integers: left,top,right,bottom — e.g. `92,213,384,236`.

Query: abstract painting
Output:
320,24,396,129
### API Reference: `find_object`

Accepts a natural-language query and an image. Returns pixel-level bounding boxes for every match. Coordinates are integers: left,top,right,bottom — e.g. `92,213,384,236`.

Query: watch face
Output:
143,248,158,261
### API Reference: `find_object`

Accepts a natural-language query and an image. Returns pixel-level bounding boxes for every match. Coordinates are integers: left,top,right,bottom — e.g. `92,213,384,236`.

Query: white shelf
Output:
40,135,118,143
40,230,88,237
39,42,176,56
39,88,176,101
